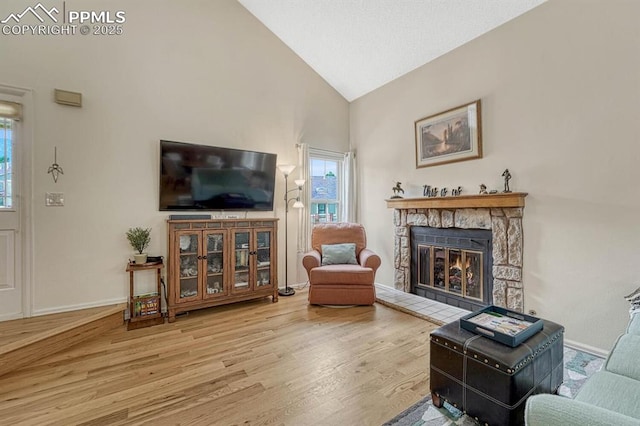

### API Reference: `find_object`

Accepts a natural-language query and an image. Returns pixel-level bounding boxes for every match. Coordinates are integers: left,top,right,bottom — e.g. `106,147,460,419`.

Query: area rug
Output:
383,346,604,426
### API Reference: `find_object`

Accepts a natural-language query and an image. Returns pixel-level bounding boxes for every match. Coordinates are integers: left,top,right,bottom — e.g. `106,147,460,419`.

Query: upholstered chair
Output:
302,222,381,305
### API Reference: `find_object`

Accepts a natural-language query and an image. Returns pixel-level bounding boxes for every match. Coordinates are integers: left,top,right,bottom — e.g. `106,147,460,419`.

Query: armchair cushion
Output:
604,334,640,381
574,371,640,419
321,243,358,266
310,264,375,286
525,394,640,426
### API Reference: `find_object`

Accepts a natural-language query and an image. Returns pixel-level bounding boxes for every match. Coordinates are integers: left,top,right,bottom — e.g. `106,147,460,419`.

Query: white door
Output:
0,96,24,321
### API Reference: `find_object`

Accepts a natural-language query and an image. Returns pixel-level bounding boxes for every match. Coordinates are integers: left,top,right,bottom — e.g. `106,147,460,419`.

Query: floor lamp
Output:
278,164,305,297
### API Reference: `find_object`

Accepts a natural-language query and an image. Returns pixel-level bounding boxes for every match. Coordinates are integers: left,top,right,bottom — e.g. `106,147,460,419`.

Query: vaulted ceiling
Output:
238,0,547,101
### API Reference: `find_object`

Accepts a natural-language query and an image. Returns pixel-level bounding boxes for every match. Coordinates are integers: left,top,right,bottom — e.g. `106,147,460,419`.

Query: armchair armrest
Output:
525,394,640,426
302,250,321,275
359,248,381,272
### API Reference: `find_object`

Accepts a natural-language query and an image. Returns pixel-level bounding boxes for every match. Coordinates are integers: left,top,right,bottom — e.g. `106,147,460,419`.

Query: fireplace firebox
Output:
411,227,492,311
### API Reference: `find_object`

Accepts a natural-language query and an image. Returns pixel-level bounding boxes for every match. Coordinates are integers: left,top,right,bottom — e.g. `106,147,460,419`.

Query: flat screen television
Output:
159,140,277,211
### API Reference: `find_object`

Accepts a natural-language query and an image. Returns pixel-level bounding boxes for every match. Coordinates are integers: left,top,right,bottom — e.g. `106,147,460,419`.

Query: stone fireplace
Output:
387,193,527,312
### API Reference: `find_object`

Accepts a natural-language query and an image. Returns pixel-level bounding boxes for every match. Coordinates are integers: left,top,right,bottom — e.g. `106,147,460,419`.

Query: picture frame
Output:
415,99,482,168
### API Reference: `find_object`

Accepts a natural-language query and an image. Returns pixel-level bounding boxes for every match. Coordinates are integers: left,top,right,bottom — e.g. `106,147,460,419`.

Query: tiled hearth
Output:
386,193,527,313
375,284,470,324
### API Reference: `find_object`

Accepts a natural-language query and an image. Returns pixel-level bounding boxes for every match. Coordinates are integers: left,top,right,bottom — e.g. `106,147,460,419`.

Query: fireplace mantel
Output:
386,192,527,210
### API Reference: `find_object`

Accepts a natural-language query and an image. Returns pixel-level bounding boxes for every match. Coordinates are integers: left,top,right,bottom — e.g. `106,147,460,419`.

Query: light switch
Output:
45,192,64,206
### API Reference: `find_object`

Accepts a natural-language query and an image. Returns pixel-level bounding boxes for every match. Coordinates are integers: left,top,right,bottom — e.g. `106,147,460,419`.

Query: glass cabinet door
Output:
177,231,200,301
232,230,250,292
255,230,273,288
204,231,225,297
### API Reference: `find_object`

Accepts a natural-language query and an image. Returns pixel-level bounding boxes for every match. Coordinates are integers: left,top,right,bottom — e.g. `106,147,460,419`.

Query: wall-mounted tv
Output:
159,140,277,211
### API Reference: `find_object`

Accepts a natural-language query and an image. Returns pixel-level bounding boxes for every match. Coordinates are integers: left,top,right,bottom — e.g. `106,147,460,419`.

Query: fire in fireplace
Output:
411,227,492,311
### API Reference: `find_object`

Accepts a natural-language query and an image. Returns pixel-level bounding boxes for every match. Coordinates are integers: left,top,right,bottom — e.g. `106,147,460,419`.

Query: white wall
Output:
350,0,640,351
0,0,349,313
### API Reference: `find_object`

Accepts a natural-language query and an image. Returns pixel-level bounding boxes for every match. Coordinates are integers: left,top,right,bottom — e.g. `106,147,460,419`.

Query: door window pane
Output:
0,118,13,209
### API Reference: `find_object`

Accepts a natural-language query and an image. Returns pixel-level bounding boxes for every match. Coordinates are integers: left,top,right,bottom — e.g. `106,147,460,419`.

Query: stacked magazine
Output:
467,311,533,337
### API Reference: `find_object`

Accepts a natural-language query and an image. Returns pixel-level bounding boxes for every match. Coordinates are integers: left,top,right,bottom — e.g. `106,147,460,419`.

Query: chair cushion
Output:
575,371,640,419
321,243,357,265
309,264,374,285
604,334,640,381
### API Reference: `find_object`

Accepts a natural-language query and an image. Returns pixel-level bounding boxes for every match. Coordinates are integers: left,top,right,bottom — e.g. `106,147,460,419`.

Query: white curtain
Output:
297,143,311,253
295,143,311,284
342,151,357,223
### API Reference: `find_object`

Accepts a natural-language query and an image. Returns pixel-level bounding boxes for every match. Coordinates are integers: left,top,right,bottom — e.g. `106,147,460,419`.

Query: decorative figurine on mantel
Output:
479,184,488,194
391,182,405,199
440,188,448,197
451,186,463,196
502,169,512,193
423,185,439,198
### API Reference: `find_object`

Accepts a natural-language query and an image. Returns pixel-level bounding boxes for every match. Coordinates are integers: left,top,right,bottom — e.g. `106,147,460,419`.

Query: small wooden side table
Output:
126,261,164,330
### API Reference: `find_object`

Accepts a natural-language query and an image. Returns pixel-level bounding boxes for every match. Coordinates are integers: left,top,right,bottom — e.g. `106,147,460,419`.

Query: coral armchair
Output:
302,222,381,305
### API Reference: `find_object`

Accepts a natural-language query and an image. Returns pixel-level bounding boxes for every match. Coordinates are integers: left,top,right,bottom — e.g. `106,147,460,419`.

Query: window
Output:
309,150,343,224
0,117,13,209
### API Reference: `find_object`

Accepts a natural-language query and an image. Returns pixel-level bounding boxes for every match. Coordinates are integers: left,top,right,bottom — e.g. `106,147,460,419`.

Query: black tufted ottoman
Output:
429,319,564,426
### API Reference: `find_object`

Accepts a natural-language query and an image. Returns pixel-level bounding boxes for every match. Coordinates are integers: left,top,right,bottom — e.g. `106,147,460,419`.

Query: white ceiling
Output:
238,0,547,101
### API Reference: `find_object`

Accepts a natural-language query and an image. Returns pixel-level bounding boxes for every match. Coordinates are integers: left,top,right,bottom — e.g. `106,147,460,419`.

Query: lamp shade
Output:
294,179,305,187
277,164,296,176
292,200,304,209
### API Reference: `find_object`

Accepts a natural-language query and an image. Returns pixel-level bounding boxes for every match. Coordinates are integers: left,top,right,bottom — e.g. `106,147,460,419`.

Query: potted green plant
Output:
126,227,151,264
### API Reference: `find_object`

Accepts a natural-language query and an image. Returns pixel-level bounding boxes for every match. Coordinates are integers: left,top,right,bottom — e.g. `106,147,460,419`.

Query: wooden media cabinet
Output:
166,218,278,322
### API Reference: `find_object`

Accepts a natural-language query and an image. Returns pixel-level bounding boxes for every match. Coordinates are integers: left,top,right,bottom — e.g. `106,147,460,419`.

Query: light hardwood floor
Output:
0,288,438,425
0,305,122,349
0,304,126,378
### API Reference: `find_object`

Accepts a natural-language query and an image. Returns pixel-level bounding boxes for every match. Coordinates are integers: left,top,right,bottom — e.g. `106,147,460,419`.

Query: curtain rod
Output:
301,145,350,155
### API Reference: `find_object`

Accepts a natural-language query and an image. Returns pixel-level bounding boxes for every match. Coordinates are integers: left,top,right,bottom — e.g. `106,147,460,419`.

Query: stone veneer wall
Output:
393,207,524,312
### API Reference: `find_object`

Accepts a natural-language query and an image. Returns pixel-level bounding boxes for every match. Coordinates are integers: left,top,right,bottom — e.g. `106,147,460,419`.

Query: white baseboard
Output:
32,297,128,317
564,338,609,359
0,312,24,322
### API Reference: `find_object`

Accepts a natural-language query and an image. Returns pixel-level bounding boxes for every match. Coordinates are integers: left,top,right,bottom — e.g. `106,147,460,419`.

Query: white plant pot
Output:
134,253,148,264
